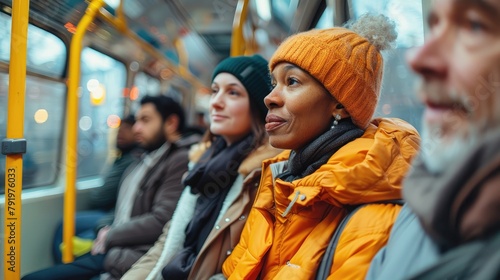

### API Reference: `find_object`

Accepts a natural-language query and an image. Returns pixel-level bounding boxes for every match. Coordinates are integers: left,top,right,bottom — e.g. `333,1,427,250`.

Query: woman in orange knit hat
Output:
221,15,421,279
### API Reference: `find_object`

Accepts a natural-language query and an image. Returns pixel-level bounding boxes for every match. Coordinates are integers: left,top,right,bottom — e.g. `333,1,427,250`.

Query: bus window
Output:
271,0,300,33
133,71,161,99
77,48,126,178
0,12,67,192
350,0,424,48
0,74,66,192
0,11,66,77
315,4,334,29
349,0,425,131
130,71,161,113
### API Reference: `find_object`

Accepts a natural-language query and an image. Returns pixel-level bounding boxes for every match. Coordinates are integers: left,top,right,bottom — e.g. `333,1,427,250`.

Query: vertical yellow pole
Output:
115,0,127,32
174,37,189,77
3,1,30,279
230,0,250,56
62,0,105,263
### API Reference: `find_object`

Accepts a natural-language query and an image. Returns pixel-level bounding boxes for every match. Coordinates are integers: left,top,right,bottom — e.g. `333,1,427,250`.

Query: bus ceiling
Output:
0,0,339,80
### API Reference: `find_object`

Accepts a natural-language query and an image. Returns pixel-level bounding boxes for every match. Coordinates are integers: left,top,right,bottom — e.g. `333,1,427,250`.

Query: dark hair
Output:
121,114,136,126
140,95,186,133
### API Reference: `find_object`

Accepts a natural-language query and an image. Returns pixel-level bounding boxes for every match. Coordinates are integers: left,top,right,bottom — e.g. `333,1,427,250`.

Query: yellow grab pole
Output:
230,0,250,57
174,37,189,77
97,8,204,89
115,0,127,32
62,0,105,263
3,1,30,279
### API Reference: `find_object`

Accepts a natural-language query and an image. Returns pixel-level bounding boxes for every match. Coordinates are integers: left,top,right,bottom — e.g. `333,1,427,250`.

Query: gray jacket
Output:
365,204,440,280
367,129,500,280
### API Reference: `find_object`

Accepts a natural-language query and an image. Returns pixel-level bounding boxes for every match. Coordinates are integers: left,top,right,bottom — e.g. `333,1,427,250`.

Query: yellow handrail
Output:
62,0,105,263
230,0,250,56
97,7,204,89
3,1,30,279
174,37,189,77
115,0,127,32
62,0,204,262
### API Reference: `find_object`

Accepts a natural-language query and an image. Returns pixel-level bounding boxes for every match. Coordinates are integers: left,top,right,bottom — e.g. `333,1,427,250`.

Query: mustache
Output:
415,76,500,135
416,79,474,114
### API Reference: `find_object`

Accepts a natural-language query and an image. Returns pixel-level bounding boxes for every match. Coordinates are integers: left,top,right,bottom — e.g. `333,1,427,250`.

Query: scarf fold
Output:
279,119,363,182
404,129,500,249
161,135,255,279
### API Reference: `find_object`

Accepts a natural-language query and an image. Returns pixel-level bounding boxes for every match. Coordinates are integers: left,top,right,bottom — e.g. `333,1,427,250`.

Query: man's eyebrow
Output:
458,0,500,19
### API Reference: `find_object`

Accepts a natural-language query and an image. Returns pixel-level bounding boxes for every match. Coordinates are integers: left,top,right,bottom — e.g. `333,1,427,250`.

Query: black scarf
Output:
279,119,364,182
161,134,255,279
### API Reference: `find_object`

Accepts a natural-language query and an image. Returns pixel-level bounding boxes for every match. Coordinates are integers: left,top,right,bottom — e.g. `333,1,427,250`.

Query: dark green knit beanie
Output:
211,54,272,121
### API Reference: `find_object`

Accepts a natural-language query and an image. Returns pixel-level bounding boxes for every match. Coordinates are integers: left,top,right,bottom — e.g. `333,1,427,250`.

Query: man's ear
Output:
164,114,180,135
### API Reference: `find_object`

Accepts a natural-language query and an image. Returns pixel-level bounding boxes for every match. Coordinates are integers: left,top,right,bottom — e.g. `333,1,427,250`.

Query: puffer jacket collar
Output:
253,118,420,214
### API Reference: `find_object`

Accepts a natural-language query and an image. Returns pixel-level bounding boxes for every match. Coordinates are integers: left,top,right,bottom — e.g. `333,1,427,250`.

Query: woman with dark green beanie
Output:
121,55,282,280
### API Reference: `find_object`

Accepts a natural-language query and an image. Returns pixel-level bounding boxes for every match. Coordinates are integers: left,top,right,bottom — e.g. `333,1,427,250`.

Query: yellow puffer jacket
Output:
222,118,420,279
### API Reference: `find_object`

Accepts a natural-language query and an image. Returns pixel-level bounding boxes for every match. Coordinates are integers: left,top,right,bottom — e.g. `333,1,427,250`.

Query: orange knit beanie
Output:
269,14,397,128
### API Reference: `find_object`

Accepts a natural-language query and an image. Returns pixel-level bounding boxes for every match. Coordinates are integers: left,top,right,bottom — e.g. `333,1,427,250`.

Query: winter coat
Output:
122,142,282,280
222,118,420,279
365,204,440,280
89,147,141,211
102,135,199,277
367,128,500,280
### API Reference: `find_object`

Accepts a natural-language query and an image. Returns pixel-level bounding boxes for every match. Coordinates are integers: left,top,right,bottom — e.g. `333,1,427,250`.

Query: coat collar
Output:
404,128,500,247
254,118,421,210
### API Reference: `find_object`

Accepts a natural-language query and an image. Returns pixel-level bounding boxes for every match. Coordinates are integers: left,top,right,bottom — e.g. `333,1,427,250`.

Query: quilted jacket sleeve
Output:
327,204,402,279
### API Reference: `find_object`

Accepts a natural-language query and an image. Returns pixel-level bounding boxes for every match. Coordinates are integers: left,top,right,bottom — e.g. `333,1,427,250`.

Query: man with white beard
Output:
365,0,500,279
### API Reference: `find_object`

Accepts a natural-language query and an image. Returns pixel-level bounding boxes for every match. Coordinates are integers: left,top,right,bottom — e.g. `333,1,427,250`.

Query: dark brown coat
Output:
102,135,198,277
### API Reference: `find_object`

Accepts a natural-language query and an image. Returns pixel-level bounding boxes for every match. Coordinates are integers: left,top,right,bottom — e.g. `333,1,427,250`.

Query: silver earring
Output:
331,114,341,129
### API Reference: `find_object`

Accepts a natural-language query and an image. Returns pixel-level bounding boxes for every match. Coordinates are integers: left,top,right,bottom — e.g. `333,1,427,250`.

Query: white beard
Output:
420,122,479,174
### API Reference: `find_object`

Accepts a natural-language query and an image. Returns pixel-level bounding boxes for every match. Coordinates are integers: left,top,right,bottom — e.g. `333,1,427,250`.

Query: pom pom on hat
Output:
269,14,396,129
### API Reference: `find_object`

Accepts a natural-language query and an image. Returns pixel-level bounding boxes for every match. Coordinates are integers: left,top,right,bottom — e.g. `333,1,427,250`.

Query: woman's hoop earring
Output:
331,114,342,129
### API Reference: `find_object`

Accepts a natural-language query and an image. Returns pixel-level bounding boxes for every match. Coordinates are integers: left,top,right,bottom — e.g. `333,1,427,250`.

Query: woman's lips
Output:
265,114,286,132
211,114,227,122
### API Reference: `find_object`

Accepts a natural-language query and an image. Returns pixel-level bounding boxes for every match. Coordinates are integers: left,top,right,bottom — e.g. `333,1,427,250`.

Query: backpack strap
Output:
315,200,404,280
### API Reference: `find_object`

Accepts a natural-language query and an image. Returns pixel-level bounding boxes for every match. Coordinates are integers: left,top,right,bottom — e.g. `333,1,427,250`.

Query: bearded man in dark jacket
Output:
23,95,199,280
